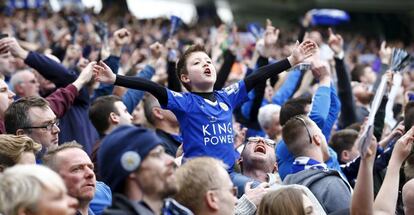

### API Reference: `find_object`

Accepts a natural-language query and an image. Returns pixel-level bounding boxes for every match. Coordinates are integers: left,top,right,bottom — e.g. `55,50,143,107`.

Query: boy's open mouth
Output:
204,68,211,76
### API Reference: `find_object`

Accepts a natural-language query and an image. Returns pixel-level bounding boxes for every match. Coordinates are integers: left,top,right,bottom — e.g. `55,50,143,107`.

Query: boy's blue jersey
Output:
163,81,248,170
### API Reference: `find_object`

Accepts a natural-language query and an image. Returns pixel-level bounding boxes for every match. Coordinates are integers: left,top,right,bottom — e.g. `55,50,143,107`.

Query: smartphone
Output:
0,33,8,39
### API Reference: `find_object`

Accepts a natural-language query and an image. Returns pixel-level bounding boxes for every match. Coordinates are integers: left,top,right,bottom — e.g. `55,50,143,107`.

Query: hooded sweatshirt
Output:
283,168,351,214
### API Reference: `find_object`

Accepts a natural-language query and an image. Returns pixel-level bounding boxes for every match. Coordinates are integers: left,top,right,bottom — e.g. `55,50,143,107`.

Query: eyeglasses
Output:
20,119,60,132
294,116,312,144
247,136,276,148
210,186,238,197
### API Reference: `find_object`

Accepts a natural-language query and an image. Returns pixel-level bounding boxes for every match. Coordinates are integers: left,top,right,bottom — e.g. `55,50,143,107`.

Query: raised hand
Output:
229,24,241,56
287,40,318,66
148,42,165,67
93,61,116,84
113,28,131,47
0,37,28,59
328,28,344,55
392,126,414,165
379,121,404,148
311,60,331,82
257,19,279,58
73,61,96,91
149,42,164,60
215,24,228,48
379,41,392,65
264,19,279,48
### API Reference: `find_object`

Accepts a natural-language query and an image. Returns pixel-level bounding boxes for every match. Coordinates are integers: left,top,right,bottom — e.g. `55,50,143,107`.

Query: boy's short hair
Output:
329,129,359,161
89,95,122,135
176,44,206,91
279,96,312,126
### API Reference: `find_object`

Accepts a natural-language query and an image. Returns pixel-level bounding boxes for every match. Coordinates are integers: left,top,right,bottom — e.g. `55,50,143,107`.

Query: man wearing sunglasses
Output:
282,115,352,214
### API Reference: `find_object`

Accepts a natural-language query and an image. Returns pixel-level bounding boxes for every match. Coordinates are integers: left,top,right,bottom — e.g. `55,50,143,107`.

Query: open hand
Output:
0,37,28,59
93,61,116,84
264,19,279,48
288,40,318,66
392,126,414,165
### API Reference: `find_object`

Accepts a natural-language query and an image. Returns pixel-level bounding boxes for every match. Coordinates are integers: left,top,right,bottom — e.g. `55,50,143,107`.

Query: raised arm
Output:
47,62,95,117
373,126,414,214
165,38,182,92
328,28,358,128
93,61,168,106
351,124,377,215
244,40,317,92
213,49,236,90
91,28,131,100
309,60,331,130
0,37,77,87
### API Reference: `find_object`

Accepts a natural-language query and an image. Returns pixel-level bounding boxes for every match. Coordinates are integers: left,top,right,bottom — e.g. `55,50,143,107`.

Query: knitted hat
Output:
98,125,162,193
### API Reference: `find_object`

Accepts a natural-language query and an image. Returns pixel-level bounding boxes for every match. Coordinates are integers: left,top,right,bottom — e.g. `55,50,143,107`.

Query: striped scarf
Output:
291,157,328,174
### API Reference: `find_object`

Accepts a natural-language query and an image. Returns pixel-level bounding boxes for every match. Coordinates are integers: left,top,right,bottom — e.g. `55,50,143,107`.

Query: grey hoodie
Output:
283,169,352,214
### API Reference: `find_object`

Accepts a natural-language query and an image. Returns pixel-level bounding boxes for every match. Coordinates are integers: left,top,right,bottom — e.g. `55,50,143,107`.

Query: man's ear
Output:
237,157,243,165
312,134,322,146
341,150,349,161
205,191,219,211
180,74,190,84
152,107,164,120
16,129,25,136
109,112,119,124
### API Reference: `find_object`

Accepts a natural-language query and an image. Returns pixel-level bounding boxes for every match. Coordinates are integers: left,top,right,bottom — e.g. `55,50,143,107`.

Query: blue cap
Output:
98,125,162,193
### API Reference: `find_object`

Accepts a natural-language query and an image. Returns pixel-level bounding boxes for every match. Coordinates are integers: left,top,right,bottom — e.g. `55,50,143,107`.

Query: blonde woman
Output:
0,164,78,215
0,134,41,171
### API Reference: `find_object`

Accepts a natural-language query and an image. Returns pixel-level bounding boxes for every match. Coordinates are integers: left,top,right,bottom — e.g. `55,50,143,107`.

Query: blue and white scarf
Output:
291,157,329,174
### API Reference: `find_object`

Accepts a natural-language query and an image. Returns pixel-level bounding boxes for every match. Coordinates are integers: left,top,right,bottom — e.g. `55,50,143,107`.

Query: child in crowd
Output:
94,41,317,171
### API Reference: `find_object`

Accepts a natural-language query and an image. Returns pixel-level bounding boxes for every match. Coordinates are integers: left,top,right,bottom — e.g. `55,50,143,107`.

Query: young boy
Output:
94,40,316,171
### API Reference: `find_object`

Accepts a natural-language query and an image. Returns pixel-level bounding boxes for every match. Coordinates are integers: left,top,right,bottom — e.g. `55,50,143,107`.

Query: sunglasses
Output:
294,116,312,144
247,136,276,147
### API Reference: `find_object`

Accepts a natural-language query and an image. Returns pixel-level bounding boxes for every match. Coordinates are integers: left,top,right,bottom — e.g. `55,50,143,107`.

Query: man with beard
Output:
98,125,192,215
238,137,278,184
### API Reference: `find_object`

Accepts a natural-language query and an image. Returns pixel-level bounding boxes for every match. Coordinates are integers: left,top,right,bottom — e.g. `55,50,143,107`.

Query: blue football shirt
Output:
163,81,248,170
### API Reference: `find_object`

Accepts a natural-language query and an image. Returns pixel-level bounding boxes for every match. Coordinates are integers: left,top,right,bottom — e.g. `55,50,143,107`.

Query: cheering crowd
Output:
0,5,414,215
